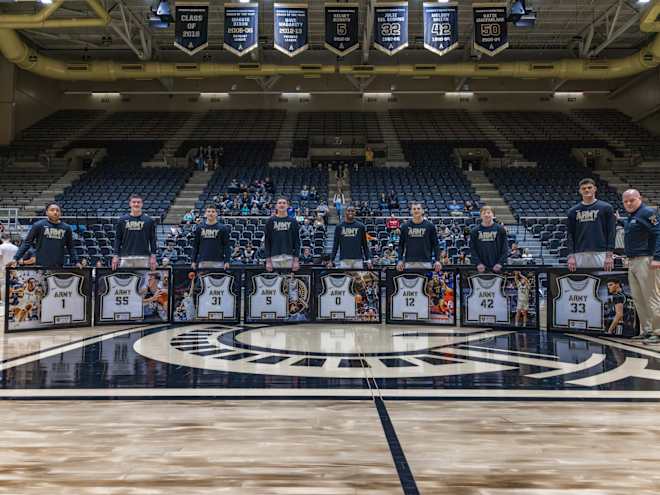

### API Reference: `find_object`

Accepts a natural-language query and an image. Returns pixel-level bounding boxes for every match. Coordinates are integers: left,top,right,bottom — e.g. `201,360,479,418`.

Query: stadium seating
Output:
351,142,481,216
572,109,660,161
0,168,65,210
181,110,286,143
294,112,382,142
0,110,105,161
74,111,192,143
482,111,598,142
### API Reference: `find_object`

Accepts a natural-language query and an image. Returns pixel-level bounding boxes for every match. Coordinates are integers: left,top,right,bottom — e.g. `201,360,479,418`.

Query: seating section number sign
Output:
5,267,92,332
460,268,540,330
547,270,638,336
385,269,456,325
171,269,241,323
95,269,171,325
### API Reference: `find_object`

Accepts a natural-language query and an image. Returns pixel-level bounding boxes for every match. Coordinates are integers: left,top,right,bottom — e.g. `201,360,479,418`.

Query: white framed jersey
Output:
319,274,357,319
249,274,287,319
41,274,86,324
553,275,603,331
100,274,143,321
197,274,236,320
465,275,510,324
391,274,429,320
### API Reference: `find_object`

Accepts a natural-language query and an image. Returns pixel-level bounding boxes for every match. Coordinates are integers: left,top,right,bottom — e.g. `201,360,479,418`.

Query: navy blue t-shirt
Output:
14,219,76,268
114,213,157,257
567,200,615,254
191,222,232,263
624,203,660,260
469,223,509,268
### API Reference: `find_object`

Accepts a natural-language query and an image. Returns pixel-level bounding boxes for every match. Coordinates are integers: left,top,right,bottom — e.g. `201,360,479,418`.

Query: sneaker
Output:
644,335,660,344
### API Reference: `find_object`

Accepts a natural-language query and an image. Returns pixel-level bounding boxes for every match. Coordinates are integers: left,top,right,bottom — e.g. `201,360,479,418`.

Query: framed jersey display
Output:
244,268,314,323
4,267,92,332
460,268,540,330
314,269,382,323
385,269,457,325
94,269,171,325
171,269,241,323
547,269,638,336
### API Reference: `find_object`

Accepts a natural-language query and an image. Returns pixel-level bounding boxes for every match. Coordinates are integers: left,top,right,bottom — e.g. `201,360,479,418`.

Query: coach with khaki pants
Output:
622,190,660,341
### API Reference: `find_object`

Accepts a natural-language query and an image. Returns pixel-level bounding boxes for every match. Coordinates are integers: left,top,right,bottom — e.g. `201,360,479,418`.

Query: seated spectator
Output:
386,215,400,231
161,243,178,263
309,186,318,201
313,214,325,229
509,243,522,259
300,246,314,265
387,190,399,210
457,252,471,265
250,204,260,215
449,200,465,216
465,201,479,217
389,228,400,244
230,245,243,263
379,193,388,213
241,204,250,216
228,179,240,194
264,176,274,194
244,243,256,264
317,201,329,224
522,248,533,260
440,250,450,265
300,218,314,238
300,185,309,201
382,244,397,265
182,209,195,224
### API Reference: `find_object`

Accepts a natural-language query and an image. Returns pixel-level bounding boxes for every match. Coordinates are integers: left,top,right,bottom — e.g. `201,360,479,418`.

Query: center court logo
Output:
133,324,660,385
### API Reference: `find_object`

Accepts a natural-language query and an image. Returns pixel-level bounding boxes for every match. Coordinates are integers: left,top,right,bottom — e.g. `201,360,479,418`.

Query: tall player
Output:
8,203,77,269
396,203,442,272
470,206,509,273
329,205,371,269
112,194,158,270
191,204,231,270
567,178,615,271
264,197,300,271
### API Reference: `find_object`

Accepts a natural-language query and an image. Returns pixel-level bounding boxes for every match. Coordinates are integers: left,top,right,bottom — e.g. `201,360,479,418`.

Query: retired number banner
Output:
473,3,508,56
423,2,459,56
373,2,408,56
386,269,457,326
460,268,540,330
274,3,309,57
5,267,92,332
547,269,639,336
174,1,209,56
324,3,359,56
223,3,259,56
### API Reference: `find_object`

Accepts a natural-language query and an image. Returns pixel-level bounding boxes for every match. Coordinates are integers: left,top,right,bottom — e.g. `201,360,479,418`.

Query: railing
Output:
0,207,19,232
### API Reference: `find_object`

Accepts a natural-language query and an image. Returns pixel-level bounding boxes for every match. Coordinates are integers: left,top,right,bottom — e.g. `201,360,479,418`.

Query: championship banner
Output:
174,1,209,56
223,3,259,57
5,267,92,332
273,3,309,57
324,3,359,57
547,269,639,336
315,269,382,323
171,269,241,323
244,268,313,323
423,2,459,57
373,2,408,56
460,268,540,330
95,269,171,325
473,3,508,56
386,269,457,325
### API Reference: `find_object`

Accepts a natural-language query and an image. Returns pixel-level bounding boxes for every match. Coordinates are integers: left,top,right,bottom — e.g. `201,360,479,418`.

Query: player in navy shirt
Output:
396,203,442,272
622,189,660,341
567,178,616,271
112,194,158,270
191,204,231,270
10,203,77,268
264,197,300,271
329,206,371,269
470,206,509,272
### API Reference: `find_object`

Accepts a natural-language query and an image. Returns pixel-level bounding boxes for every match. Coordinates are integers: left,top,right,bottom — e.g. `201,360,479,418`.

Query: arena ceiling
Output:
0,0,652,60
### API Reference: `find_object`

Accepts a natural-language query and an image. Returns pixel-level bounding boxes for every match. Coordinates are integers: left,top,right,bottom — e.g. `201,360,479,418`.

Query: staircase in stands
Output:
464,170,516,224
327,167,351,225
470,112,525,165
25,169,85,216
271,111,298,166
163,170,214,224
152,112,207,165
376,112,407,166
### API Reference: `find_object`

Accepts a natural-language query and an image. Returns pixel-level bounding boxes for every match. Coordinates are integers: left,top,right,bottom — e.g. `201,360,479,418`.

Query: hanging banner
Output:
373,2,408,56
473,3,508,56
223,3,259,56
324,3,359,56
174,1,209,56
274,3,309,57
423,2,459,56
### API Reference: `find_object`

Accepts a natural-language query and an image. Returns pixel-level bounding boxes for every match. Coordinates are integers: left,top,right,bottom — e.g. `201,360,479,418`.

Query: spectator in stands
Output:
470,206,509,274
317,202,329,225
300,246,314,265
386,215,400,232
79,257,90,268
440,225,451,238
244,243,256,264
522,248,533,260
387,190,399,211
250,204,260,216
365,146,374,167
465,201,478,217
314,214,326,230
161,242,178,264
449,200,464,216
241,204,250,216
300,185,309,202
309,186,318,201
389,228,400,245
182,209,195,225
231,245,243,264
383,244,397,265
379,193,388,213
509,243,522,259
439,250,450,266
264,177,274,194
333,189,345,219
228,179,240,194
300,218,314,239
95,259,105,269
567,178,616,272
457,252,471,265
